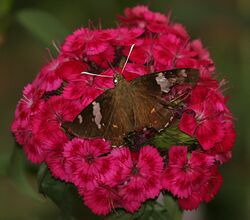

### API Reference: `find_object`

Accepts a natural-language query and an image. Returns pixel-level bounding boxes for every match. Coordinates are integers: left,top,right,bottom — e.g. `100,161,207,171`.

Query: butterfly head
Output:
113,72,125,85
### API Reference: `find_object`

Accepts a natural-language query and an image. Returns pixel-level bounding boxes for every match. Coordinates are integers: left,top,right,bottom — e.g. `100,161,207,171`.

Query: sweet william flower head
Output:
11,5,235,216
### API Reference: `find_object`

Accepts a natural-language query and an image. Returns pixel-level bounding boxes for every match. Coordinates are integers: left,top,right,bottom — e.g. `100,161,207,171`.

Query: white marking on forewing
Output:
92,101,102,129
179,69,187,77
155,72,172,93
78,115,83,124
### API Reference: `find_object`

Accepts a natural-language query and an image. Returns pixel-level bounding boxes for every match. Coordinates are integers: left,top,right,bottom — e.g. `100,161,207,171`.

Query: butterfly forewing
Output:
64,68,199,146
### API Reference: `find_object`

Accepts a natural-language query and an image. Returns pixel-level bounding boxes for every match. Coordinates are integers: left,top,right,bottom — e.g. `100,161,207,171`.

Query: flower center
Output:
85,154,94,164
183,163,190,171
132,166,139,175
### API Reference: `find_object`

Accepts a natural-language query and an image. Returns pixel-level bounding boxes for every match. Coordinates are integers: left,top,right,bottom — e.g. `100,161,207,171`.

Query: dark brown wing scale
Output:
64,68,199,146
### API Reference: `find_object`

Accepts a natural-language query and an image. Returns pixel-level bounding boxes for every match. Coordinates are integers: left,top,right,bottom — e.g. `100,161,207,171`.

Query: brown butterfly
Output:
63,68,199,146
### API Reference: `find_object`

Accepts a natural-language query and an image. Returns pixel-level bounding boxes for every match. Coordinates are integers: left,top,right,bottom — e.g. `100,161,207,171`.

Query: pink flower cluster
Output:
12,5,235,215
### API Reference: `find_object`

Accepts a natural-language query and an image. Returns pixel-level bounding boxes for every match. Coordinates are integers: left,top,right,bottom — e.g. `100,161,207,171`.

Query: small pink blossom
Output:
80,185,122,216
111,146,164,212
56,60,88,81
63,138,114,190
33,58,63,92
162,146,214,198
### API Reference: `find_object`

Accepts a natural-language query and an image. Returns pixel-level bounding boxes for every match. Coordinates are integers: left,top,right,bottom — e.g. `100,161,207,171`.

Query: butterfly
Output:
63,68,199,146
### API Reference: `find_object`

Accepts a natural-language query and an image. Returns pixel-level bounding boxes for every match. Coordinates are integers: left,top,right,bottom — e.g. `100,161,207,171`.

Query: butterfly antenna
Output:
105,58,117,74
81,71,113,78
121,44,135,74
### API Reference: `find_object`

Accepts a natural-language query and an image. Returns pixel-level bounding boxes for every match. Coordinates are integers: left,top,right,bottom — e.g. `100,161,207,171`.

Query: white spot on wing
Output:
179,69,187,77
164,122,169,128
92,101,102,129
155,72,172,93
78,115,83,124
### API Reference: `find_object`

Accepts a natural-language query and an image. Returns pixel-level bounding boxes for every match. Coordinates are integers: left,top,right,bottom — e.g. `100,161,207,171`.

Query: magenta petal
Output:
179,111,197,136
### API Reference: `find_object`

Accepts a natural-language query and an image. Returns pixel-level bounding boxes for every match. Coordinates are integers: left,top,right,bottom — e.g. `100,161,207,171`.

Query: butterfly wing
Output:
64,68,199,146
64,82,135,146
130,68,199,131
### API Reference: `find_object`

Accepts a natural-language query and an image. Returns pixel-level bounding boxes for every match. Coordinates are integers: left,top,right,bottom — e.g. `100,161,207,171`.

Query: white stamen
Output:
23,94,30,102
52,40,60,53
122,44,135,73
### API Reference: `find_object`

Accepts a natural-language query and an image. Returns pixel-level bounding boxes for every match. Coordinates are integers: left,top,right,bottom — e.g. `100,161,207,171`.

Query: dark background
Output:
0,0,250,219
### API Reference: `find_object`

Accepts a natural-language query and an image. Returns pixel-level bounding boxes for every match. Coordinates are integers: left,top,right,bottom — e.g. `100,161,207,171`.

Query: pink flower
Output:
179,106,225,150
88,45,115,69
32,96,82,155
178,192,202,210
122,63,149,81
11,5,235,215
11,84,44,145
22,136,45,163
33,58,63,92
62,28,116,58
62,69,114,107
63,138,114,190
45,132,69,181
111,146,164,212
113,27,144,46
56,60,88,81
179,79,231,150
122,38,155,65
62,76,102,101
119,5,168,32
80,185,122,216
178,166,223,210
209,118,236,164
162,146,214,198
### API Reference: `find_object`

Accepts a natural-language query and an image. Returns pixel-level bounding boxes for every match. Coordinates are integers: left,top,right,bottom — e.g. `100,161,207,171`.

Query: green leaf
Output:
38,165,101,220
0,0,13,44
0,0,13,16
16,9,69,45
163,194,182,220
0,152,10,176
152,122,196,149
7,144,42,201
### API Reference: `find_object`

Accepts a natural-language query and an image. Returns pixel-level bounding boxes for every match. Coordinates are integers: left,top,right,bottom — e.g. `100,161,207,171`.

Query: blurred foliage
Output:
38,164,101,220
7,144,42,201
16,9,69,46
0,0,250,220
